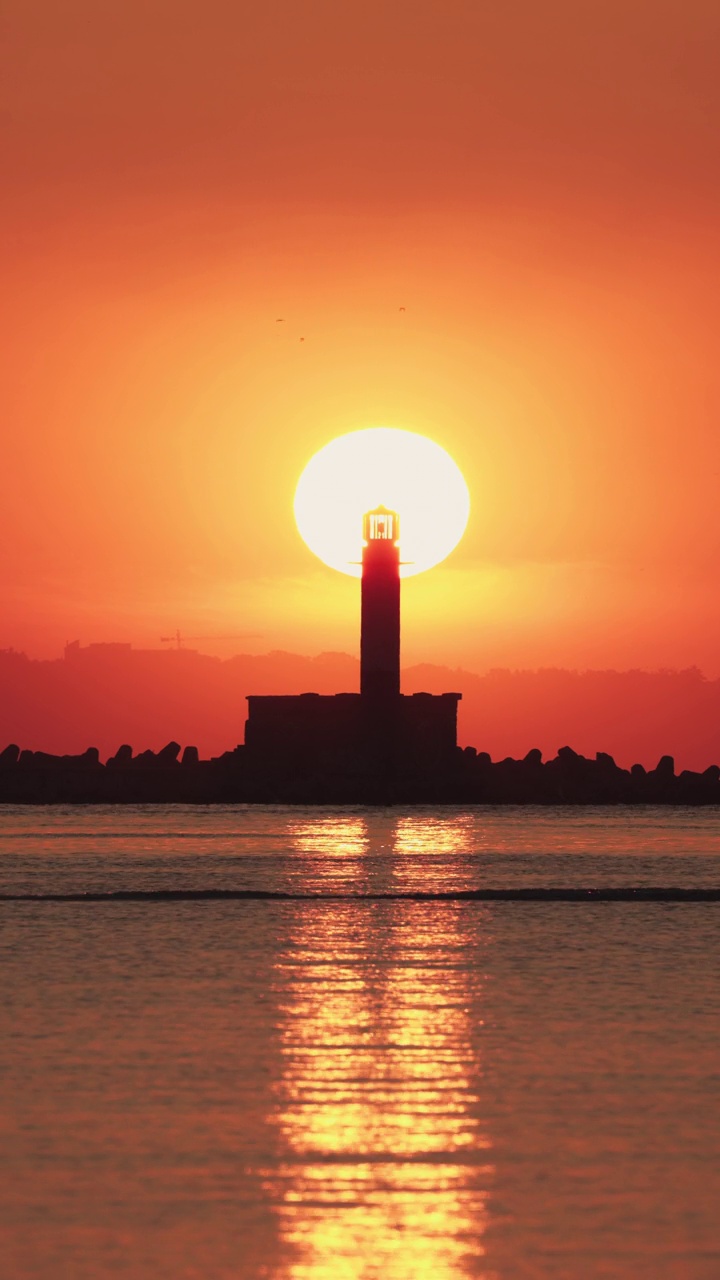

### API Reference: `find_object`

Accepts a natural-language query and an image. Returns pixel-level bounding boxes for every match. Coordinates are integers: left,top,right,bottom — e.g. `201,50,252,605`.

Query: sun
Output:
294,427,470,577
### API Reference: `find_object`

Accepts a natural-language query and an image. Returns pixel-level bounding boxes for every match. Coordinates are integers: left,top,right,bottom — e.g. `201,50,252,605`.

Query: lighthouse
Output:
244,503,461,784
360,506,401,699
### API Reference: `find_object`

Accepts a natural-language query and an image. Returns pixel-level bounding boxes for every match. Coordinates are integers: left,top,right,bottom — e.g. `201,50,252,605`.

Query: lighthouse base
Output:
245,691,461,784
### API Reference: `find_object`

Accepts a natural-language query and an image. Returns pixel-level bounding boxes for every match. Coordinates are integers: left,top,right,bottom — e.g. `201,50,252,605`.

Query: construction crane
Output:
160,630,262,649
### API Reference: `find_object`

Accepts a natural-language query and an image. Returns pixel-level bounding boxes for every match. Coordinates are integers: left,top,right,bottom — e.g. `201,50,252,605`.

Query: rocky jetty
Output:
1,741,719,804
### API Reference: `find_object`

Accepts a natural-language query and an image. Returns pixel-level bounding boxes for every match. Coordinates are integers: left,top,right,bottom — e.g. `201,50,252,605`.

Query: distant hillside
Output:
0,645,718,771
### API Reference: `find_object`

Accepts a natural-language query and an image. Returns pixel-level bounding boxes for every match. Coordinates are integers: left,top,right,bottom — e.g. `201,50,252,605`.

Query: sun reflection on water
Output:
267,814,493,1278
289,816,371,887
393,813,476,860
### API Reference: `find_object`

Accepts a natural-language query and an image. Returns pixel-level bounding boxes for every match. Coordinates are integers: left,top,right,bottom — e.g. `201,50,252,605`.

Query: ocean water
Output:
0,805,718,1279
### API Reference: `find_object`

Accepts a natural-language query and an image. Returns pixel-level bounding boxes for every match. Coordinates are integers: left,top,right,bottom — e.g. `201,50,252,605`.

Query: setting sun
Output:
294,428,470,577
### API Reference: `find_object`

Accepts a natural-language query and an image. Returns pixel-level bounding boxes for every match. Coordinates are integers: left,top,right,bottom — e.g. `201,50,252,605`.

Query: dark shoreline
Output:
2,742,720,805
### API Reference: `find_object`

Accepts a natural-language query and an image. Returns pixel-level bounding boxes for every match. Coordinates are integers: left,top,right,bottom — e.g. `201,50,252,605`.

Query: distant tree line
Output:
0,646,717,772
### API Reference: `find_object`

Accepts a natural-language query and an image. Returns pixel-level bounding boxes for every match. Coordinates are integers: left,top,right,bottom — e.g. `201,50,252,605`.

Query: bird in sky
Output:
399,306,406,312
275,318,284,323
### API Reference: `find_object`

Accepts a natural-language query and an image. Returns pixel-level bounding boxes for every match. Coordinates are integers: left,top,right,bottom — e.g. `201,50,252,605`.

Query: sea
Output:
1,805,718,1280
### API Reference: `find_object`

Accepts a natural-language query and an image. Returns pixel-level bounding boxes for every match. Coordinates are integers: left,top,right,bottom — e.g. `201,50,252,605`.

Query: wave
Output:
1,888,718,903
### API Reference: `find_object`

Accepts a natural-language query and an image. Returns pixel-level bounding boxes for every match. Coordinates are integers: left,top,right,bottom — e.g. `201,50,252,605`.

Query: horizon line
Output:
0,643,713,681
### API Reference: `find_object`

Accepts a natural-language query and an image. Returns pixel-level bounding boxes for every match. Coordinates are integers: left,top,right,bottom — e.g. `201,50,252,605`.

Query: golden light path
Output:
265,814,493,1280
294,428,470,577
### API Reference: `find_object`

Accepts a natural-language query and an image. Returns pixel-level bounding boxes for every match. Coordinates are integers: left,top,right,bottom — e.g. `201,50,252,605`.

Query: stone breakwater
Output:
1,742,719,804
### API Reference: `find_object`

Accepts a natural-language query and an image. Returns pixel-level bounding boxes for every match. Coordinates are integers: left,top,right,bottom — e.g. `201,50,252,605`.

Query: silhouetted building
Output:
245,691,461,767
244,506,461,778
64,640,133,661
361,506,400,698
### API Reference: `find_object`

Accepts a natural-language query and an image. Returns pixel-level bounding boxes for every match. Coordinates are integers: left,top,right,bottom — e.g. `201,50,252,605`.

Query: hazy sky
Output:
4,0,719,670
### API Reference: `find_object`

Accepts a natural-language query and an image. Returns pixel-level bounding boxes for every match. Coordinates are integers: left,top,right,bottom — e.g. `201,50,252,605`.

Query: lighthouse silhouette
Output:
244,504,461,793
360,505,401,699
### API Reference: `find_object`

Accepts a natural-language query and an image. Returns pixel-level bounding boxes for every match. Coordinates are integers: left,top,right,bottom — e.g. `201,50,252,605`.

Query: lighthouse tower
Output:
360,505,401,699
244,502,461,786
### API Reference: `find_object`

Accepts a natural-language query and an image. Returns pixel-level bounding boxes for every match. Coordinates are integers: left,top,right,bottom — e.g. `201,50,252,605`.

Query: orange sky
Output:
3,0,720,674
